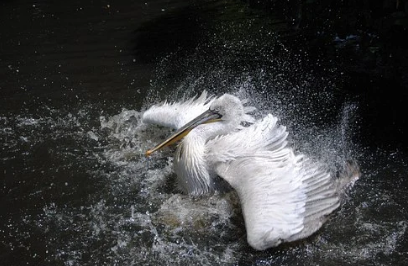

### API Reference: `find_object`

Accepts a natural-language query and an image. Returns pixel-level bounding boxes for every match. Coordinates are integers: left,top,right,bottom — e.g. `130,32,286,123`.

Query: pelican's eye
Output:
207,108,222,122
212,109,222,118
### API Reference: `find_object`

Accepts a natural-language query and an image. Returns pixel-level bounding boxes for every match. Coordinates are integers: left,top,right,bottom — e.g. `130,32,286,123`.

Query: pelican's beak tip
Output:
145,150,153,157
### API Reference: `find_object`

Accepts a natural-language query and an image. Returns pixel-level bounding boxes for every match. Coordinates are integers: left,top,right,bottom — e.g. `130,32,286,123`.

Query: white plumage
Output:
142,91,359,250
143,91,214,130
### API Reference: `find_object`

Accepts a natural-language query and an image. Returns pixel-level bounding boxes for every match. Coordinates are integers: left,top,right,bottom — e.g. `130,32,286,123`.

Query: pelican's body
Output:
143,91,255,195
142,91,359,250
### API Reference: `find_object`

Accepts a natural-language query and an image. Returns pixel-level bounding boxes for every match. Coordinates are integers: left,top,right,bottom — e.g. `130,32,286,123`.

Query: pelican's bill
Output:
145,109,221,156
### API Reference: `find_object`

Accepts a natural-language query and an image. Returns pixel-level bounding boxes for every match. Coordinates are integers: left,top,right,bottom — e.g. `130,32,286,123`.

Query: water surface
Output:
1,0,407,265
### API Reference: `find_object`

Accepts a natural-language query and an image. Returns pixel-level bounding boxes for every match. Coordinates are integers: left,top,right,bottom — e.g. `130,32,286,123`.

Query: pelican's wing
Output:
206,114,290,163
215,155,339,250
207,115,341,250
142,91,214,130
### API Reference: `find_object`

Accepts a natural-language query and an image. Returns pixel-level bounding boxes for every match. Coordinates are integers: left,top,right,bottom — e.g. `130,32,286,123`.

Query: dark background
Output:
1,0,408,265
248,0,408,152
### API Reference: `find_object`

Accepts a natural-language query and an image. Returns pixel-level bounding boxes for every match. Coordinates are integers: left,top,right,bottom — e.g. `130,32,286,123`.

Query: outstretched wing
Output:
208,115,341,250
142,91,214,130
216,155,339,250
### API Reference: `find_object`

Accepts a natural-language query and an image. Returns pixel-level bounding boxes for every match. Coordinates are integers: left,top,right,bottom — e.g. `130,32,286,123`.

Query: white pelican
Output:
142,91,359,250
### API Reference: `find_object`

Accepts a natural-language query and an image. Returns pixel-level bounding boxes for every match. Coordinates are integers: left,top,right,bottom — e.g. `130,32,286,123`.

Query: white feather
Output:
143,91,360,250
142,91,214,130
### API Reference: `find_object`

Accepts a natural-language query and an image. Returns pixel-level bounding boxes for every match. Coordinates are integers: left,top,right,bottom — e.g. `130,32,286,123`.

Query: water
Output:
1,0,407,265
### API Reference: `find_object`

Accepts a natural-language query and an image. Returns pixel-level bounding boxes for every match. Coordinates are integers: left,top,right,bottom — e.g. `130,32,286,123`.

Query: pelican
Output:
142,91,359,250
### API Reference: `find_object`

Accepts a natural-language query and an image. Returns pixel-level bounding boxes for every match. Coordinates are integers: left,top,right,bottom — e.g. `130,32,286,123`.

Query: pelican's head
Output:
145,94,244,156
209,94,244,125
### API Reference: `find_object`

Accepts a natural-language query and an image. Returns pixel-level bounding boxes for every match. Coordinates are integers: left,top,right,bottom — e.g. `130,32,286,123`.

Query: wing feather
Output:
206,114,290,164
142,91,214,130
208,114,343,250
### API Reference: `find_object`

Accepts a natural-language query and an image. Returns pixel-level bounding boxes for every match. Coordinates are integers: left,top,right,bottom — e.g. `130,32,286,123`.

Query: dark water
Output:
1,0,408,265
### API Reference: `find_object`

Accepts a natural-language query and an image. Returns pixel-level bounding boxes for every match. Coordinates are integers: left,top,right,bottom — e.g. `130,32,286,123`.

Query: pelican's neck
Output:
174,129,209,195
174,121,240,195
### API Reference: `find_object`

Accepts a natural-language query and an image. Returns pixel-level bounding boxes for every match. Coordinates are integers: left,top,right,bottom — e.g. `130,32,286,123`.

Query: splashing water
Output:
2,1,407,265
2,60,407,266
4,33,403,266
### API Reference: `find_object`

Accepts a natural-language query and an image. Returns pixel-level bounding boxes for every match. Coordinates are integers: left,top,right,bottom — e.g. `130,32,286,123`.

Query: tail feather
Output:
336,160,360,196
